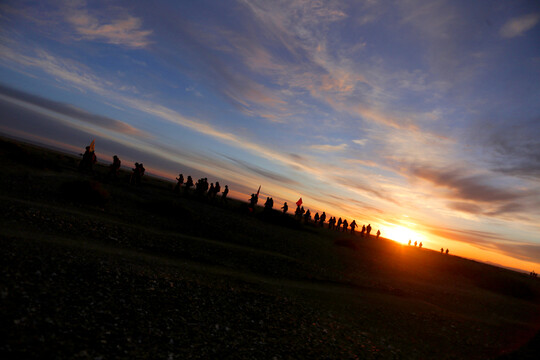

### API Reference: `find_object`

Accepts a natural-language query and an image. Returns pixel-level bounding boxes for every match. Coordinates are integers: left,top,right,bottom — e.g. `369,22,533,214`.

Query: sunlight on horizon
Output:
384,225,425,245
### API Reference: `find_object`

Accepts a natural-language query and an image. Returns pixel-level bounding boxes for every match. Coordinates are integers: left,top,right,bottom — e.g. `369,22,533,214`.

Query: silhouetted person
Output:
419,242,423,248
408,240,411,246
130,162,145,185
208,183,215,198
248,193,258,212
203,178,208,193
337,218,342,230
221,185,229,203
441,248,444,254
414,241,417,247
130,163,139,185
295,205,301,218
445,248,449,255
361,224,366,237
107,155,121,180
319,212,326,226
350,220,357,234
264,196,273,212
328,217,336,230
174,173,184,193
213,182,221,199
342,219,348,232
304,209,311,223
282,202,288,214
195,178,208,196
376,229,381,239
314,212,320,223
366,224,371,237
185,175,194,193
78,146,96,173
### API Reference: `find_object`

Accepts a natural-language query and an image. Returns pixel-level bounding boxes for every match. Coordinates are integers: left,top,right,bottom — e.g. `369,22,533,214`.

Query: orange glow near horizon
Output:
384,225,425,245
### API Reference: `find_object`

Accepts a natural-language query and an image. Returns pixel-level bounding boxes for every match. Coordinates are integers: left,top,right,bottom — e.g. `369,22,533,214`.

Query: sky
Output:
1,0,539,272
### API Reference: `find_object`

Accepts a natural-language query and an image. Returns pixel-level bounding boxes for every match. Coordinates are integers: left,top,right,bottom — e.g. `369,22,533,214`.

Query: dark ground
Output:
1,137,539,359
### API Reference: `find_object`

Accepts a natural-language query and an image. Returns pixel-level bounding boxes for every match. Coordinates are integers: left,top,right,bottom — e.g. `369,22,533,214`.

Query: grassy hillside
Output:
1,136,539,359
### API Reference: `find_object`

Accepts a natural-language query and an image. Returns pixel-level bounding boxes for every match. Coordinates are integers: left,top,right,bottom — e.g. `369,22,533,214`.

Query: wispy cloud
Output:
147,11,291,120
185,86,202,97
310,143,348,152
352,139,367,146
0,84,142,136
182,0,372,123
354,105,417,130
427,226,540,264
221,155,298,185
411,166,522,203
471,116,540,179
406,165,540,222
500,13,540,38
64,1,152,48
0,44,105,95
447,201,483,215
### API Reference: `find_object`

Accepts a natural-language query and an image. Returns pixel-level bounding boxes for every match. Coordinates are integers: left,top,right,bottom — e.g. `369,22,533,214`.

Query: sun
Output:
384,225,422,245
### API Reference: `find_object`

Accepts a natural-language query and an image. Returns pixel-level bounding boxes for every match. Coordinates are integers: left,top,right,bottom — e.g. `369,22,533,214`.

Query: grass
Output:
1,136,539,359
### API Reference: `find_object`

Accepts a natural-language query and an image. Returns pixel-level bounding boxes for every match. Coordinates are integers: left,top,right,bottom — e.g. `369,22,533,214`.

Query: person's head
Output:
114,155,118,159
86,146,90,150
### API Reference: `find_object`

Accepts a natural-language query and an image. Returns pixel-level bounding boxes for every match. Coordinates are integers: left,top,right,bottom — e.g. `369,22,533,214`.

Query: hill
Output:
1,136,539,359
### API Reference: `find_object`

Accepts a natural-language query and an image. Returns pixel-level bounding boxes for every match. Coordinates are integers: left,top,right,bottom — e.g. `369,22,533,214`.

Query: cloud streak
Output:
410,166,522,203
0,84,142,136
310,143,348,152
500,13,540,38
427,226,540,264
64,1,152,48
221,155,299,185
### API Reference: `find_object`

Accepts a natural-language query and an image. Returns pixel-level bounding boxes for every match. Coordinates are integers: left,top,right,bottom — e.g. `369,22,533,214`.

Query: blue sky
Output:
1,0,539,271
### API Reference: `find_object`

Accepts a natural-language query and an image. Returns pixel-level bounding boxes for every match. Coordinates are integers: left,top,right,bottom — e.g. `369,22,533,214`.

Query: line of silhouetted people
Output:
79,147,146,186
405,239,450,255
173,173,229,202
79,142,382,237
281,203,381,238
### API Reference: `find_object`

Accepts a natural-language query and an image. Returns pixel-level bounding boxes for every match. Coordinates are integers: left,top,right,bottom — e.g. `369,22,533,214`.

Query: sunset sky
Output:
1,0,539,271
